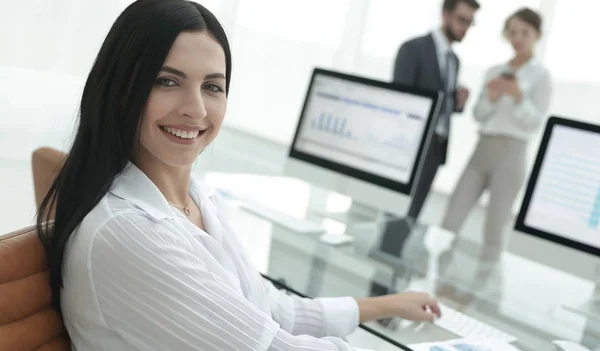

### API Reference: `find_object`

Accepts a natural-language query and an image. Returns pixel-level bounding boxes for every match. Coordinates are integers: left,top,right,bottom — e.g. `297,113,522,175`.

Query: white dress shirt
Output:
61,163,361,350
472,58,552,140
431,28,457,137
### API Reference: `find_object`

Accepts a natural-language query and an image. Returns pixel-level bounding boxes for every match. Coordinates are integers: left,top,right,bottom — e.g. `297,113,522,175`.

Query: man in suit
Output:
368,1,481,324
394,0,480,220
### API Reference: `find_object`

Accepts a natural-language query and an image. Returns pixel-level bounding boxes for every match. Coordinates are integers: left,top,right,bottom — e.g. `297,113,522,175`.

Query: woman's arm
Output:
264,279,439,339
90,214,358,351
509,69,552,131
264,280,359,338
472,69,501,123
214,190,439,340
211,191,360,339
356,292,440,323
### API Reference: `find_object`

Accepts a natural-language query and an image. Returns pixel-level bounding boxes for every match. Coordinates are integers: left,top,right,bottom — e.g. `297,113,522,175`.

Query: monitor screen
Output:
289,68,440,195
516,117,600,257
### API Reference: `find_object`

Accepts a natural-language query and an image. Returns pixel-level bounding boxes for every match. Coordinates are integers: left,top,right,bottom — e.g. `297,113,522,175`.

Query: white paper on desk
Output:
408,338,522,351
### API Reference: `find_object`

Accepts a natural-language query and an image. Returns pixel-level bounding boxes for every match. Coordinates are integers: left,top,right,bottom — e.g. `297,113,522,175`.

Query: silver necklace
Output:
168,196,192,216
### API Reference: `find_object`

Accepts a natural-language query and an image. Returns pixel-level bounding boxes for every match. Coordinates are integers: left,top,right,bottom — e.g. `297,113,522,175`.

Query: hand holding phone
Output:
488,72,521,101
487,77,505,101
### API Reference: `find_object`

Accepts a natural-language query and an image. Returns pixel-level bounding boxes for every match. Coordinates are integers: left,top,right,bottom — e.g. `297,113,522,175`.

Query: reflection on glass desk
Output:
203,172,600,351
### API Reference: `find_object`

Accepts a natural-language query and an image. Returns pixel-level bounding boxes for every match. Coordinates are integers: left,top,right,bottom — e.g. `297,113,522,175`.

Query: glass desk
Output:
203,172,600,351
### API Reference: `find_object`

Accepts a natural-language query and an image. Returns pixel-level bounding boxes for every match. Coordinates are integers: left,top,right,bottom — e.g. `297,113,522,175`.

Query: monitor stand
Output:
563,264,600,321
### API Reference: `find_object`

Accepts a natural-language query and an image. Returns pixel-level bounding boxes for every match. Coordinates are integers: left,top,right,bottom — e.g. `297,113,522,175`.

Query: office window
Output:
360,0,442,60
544,1,600,83
0,0,224,77
539,1,600,137
235,0,349,47
350,0,442,81
223,0,352,143
0,0,79,72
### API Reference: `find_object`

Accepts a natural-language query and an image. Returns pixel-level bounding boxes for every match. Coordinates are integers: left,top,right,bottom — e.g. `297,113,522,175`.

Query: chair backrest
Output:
31,147,67,219
0,226,70,350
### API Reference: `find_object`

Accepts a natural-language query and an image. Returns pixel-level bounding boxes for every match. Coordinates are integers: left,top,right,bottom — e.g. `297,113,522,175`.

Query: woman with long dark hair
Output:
37,1,440,349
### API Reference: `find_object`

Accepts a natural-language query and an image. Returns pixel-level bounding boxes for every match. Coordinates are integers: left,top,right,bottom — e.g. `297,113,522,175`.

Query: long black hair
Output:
36,0,232,313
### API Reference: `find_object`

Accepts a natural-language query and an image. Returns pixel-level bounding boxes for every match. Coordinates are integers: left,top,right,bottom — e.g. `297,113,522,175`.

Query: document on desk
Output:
409,338,521,351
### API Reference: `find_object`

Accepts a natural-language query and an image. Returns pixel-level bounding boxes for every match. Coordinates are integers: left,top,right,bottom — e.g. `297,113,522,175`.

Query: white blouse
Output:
62,163,361,350
472,58,552,140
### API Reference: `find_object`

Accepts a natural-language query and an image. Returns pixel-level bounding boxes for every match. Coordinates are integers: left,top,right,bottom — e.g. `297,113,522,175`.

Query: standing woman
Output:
441,8,552,249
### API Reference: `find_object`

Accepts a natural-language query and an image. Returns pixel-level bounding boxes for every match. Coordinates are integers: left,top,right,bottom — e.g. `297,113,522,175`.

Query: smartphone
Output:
501,72,516,80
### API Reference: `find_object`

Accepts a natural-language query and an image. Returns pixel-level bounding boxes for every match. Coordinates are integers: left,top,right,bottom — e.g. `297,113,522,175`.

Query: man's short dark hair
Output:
443,0,480,12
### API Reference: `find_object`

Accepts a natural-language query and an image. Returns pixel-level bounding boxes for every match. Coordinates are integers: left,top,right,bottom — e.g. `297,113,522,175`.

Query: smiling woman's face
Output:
138,30,227,168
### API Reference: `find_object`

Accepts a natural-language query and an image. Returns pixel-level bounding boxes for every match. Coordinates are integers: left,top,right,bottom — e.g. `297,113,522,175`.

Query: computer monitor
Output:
515,116,600,318
284,68,442,220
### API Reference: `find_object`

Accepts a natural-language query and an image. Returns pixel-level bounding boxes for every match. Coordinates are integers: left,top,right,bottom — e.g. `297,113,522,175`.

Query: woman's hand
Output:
385,291,441,322
356,291,441,323
487,76,523,102
501,78,523,102
486,77,505,102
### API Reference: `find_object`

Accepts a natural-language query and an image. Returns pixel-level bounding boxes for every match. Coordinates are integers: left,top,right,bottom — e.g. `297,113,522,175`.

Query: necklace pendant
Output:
183,207,191,216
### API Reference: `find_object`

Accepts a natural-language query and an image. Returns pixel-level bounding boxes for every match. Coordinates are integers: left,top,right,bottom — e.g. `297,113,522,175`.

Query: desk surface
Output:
204,172,600,351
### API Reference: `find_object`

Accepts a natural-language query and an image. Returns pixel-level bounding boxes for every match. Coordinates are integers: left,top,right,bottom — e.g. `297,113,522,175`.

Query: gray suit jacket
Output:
392,33,461,164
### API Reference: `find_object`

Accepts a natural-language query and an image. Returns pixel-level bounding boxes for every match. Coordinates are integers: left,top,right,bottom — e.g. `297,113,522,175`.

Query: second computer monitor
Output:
515,116,600,257
285,68,441,217
513,116,600,319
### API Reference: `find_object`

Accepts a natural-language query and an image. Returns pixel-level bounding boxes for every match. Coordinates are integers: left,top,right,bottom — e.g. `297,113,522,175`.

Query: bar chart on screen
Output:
308,111,419,149
303,107,424,163
309,113,355,140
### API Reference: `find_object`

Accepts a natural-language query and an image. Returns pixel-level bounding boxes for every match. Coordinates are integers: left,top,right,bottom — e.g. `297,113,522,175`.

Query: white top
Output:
431,29,457,136
62,163,361,350
472,59,552,140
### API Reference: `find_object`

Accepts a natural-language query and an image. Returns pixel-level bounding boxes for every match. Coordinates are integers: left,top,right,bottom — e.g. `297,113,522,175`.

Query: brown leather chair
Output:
31,147,67,218
0,226,70,350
